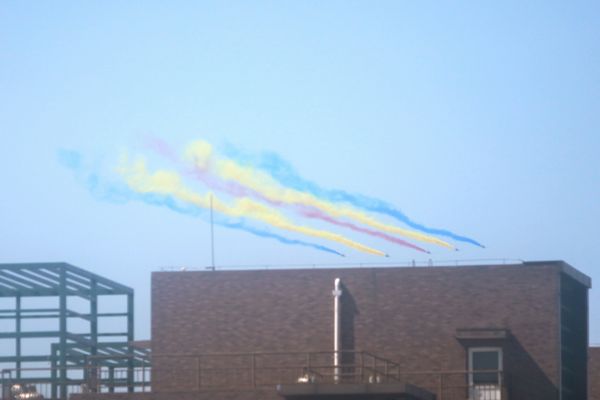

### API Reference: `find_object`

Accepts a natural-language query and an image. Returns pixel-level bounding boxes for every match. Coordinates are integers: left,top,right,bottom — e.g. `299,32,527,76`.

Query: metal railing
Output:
150,351,508,399
157,258,524,272
1,351,508,400
1,365,150,400
150,350,400,390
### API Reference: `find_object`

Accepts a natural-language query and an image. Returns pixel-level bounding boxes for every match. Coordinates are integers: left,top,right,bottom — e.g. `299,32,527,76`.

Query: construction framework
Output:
0,262,136,399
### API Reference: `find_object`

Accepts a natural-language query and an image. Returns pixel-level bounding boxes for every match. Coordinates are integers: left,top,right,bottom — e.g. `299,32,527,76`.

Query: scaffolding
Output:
0,262,136,399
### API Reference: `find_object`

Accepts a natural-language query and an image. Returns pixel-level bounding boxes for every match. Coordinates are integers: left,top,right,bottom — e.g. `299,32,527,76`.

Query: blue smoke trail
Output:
223,220,344,257
221,144,483,248
58,150,344,256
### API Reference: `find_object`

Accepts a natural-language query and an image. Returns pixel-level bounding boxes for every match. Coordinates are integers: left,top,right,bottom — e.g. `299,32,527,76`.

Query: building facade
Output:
590,347,600,400
73,260,590,400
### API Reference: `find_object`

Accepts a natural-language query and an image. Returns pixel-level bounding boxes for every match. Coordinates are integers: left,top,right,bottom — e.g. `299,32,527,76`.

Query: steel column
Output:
126,293,134,392
15,295,21,379
59,267,67,399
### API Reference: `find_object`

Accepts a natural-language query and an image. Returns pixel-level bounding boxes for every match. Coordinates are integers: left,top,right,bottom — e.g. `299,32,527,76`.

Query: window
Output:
468,347,502,400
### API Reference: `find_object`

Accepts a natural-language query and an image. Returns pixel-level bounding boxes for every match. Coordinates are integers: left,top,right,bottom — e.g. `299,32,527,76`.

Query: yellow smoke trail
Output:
118,156,387,256
184,140,455,250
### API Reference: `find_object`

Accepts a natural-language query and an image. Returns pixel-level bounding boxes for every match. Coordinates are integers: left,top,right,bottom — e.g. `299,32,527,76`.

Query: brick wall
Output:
590,347,600,400
150,262,574,399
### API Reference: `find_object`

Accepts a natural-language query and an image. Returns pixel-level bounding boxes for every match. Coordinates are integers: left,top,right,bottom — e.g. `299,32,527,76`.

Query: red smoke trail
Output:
300,208,430,254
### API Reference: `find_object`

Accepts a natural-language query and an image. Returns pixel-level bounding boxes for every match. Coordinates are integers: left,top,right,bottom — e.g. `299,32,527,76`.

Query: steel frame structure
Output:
0,262,135,399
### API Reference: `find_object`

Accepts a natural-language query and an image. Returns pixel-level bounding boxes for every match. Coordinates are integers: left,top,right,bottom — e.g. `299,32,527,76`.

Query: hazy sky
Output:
1,2,599,342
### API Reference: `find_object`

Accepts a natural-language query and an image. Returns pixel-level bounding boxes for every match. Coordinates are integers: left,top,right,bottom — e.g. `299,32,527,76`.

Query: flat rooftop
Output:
155,259,591,288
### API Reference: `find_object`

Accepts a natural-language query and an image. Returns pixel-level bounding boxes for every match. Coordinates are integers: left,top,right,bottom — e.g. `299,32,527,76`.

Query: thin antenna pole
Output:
210,194,215,269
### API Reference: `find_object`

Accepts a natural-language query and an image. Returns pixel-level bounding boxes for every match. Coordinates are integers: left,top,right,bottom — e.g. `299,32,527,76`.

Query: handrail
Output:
149,349,384,357
157,258,524,271
1,351,509,400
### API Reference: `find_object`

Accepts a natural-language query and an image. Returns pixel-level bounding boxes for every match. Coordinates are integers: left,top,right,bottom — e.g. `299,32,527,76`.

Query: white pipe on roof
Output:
332,278,342,383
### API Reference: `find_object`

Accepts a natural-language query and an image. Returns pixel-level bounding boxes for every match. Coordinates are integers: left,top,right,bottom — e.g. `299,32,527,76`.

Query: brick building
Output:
590,347,600,400
73,260,590,400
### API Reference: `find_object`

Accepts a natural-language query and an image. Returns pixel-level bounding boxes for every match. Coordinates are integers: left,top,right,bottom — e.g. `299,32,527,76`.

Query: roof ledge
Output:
523,260,591,288
456,328,510,340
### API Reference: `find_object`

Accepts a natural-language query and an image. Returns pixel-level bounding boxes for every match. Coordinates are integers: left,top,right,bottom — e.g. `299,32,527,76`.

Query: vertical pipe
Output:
90,280,98,355
108,366,115,393
15,295,21,379
332,278,342,383
88,280,98,394
59,267,67,399
127,293,134,392
51,345,57,399
142,359,147,392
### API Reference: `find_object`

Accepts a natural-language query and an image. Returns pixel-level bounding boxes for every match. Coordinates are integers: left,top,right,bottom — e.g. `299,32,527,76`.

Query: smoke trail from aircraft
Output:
62,133,483,257
223,220,344,257
179,139,455,250
117,156,387,256
151,143,425,253
190,159,430,254
300,208,429,253
58,149,344,257
221,144,483,248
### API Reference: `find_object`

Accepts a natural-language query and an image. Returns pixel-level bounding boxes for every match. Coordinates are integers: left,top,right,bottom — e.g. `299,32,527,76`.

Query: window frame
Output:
468,346,503,386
